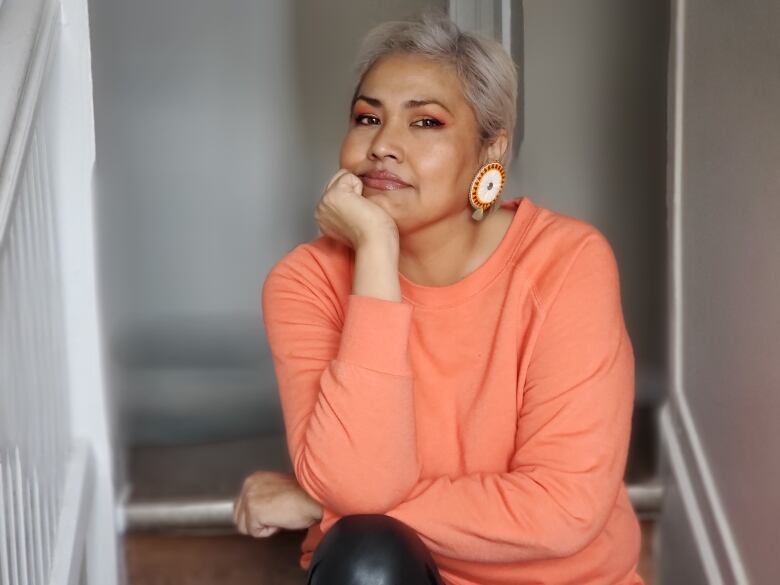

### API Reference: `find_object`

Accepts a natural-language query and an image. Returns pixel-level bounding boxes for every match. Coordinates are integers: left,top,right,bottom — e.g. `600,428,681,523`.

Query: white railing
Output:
0,116,73,585
0,1,118,584
0,1,71,582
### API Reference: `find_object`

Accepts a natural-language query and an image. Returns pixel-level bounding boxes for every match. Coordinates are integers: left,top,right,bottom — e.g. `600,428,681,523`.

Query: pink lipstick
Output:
360,169,411,191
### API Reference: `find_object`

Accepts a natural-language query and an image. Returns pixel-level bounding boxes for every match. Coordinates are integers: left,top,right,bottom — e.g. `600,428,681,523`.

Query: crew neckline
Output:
399,196,537,307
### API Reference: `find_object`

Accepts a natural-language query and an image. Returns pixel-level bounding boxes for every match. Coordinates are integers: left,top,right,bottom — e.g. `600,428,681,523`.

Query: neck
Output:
398,205,505,287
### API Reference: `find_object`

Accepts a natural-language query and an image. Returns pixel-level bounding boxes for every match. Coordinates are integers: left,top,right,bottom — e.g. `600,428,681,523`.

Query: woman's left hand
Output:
233,471,322,538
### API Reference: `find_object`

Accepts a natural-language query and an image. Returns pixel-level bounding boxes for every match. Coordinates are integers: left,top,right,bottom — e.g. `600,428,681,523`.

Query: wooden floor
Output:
126,529,306,585
125,520,656,585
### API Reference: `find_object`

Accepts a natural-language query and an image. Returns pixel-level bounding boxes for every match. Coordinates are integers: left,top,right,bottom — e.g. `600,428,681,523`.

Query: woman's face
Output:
339,53,488,235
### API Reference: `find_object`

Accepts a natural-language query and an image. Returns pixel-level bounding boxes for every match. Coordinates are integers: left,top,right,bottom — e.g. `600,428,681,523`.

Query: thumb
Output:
343,173,364,196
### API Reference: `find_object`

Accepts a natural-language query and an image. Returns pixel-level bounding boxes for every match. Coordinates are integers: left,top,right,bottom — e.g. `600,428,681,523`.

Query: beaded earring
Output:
468,161,506,221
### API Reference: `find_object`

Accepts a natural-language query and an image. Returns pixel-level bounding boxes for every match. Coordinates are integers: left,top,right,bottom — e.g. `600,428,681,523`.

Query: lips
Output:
359,170,411,191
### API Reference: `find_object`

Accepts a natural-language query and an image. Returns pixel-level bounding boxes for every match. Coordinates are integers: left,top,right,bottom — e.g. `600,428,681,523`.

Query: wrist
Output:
356,223,399,251
353,241,401,301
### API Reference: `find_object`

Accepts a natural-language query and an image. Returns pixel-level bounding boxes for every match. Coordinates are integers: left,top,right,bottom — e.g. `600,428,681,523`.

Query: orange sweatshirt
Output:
262,196,644,585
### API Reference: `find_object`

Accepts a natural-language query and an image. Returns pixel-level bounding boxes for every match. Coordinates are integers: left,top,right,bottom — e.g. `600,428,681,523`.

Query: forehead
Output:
358,53,466,108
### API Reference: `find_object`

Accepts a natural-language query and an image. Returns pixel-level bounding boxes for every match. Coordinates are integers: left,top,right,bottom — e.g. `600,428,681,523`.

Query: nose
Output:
368,120,404,163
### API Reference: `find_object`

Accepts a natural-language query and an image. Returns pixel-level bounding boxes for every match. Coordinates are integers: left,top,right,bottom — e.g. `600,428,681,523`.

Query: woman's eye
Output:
355,114,379,125
412,118,442,128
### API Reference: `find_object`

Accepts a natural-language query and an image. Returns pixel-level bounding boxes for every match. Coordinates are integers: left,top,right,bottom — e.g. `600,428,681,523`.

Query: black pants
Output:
305,514,445,585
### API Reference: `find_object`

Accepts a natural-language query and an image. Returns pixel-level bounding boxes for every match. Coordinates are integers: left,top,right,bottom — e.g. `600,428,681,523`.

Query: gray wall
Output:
660,0,780,582
657,456,707,585
508,0,669,384
90,0,668,445
89,0,443,445
91,0,304,445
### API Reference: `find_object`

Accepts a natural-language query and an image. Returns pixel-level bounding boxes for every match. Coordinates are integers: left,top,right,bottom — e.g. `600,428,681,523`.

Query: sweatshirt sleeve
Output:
262,264,420,516
383,234,635,563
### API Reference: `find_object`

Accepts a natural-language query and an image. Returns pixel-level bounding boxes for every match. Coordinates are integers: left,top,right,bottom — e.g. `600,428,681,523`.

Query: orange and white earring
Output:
468,161,506,221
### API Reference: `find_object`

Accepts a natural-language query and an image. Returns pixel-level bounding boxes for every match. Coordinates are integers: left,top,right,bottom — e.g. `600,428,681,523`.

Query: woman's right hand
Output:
315,169,399,249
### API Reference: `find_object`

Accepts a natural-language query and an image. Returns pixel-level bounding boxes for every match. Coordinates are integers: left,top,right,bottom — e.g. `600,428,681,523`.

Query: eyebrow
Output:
352,94,452,115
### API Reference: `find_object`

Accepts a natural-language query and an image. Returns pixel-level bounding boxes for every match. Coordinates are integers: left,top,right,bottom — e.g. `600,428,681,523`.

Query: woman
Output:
233,10,644,585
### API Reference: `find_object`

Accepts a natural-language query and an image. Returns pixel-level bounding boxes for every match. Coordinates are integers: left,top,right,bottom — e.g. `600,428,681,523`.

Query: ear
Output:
481,129,509,163
482,130,509,161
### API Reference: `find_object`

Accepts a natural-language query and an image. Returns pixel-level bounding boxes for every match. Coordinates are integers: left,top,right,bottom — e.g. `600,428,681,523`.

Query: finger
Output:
248,515,266,538
332,172,365,198
235,507,244,534
236,507,248,535
260,526,280,538
342,172,363,194
232,493,245,528
333,170,362,191
251,522,280,539
232,495,240,526
326,168,349,191
248,519,263,538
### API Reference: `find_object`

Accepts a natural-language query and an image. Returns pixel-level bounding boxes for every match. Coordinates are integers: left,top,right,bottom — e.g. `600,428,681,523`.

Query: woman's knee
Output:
306,514,443,585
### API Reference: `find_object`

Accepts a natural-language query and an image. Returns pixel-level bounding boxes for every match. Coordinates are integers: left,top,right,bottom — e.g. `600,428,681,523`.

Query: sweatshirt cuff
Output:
337,294,414,375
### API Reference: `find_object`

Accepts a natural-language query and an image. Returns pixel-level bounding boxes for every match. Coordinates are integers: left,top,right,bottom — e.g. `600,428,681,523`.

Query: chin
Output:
363,187,408,203
366,190,405,215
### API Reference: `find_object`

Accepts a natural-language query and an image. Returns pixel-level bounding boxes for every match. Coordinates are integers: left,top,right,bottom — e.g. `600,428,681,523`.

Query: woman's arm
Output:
317,169,402,302
353,234,402,301
263,270,419,517
378,235,635,563
262,170,419,517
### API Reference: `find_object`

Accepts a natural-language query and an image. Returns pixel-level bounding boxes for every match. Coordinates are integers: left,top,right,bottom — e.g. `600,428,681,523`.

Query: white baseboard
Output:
660,403,748,585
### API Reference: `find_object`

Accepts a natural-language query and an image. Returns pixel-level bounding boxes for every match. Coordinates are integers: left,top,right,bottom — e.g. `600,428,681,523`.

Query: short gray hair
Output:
350,9,519,164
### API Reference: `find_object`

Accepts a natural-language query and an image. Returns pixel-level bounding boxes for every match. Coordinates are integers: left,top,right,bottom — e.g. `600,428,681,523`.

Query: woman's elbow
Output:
548,509,609,558
294,452,419,516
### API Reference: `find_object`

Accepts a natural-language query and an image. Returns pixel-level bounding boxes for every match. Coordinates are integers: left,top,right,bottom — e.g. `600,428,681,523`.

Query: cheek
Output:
339,130,365,167
415,142,474,191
